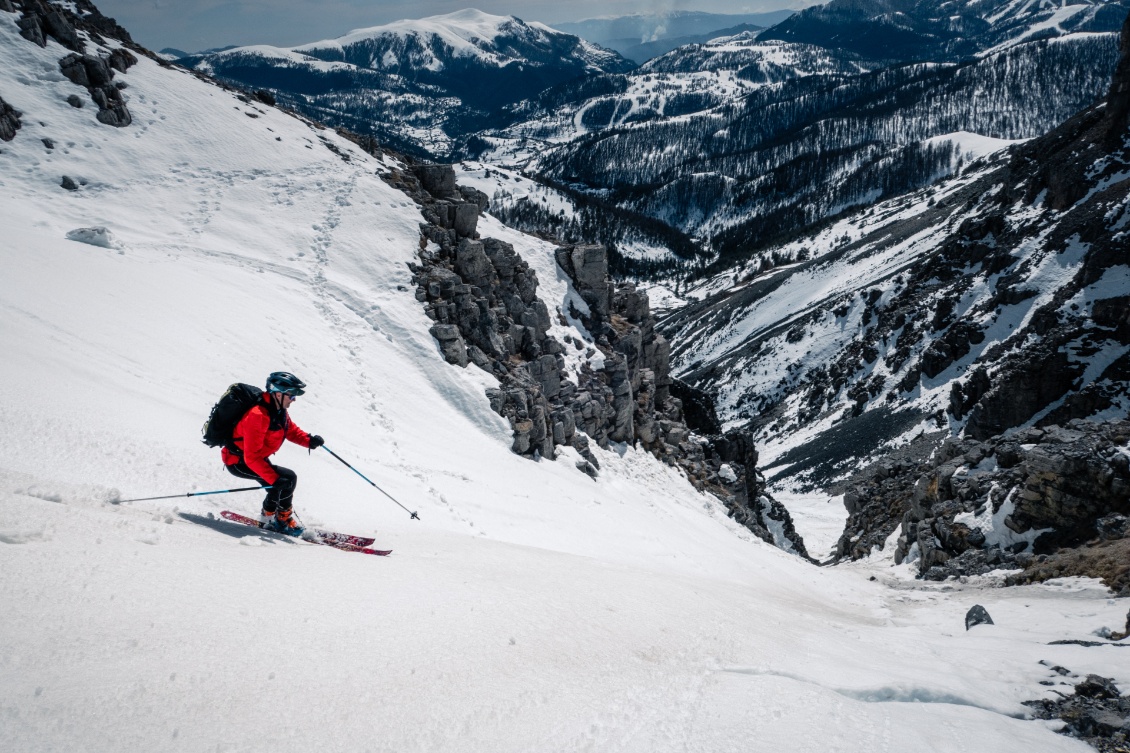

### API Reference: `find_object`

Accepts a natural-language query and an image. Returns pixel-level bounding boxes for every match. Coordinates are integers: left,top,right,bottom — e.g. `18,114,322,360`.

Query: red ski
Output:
219,511,390,555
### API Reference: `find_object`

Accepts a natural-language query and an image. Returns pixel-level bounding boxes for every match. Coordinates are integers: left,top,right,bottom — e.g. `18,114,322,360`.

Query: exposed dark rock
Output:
58,53,89,86
17,6,80,51
965,604,993,630
428,323,468,367
17,0,135,49
60,175,78,191
12,2,142,129
17,12,46,47
388,161,812,559
1026,670,1130,752
1078,675,1122,700
840,417,1130,592
670,378,721,435
66,93,83,108
1099,514,1130,541
57,52,133,127
107,47,138,74
411,164,458,199
556,244,612,322
0,97,21,141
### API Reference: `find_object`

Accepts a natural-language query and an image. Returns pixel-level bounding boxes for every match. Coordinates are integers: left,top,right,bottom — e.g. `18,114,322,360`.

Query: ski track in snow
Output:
0,10,1126,753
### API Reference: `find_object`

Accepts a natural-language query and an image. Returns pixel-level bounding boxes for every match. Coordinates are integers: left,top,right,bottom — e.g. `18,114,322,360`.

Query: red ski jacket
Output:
221,395,312,484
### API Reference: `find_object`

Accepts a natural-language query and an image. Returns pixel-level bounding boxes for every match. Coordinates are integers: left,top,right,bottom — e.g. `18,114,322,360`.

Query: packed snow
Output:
1,8,1127,753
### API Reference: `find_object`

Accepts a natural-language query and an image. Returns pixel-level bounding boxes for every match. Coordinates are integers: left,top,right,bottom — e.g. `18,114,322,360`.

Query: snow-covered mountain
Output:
661,11,1130,494
762,0,1130,63
475,27,1119,277
552,10,796,62
3,2,1130,751
181,9,634,157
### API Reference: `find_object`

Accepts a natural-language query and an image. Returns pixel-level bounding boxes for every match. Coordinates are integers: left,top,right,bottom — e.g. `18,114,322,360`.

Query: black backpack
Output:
201,383,263,448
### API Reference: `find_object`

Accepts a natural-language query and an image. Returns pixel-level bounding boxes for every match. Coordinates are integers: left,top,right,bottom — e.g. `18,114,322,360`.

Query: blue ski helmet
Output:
266,371,306,396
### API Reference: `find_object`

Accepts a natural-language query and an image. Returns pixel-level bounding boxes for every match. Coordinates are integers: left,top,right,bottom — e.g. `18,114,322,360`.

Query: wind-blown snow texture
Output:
0,5,1127,752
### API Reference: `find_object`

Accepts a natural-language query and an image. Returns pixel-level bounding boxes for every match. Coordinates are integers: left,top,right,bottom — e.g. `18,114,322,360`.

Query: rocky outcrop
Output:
58,49,136,127
14,0,134,51
1026,671,1130,752
837,419,1130,593
16,0,84,52
381,161,813,559
12,1,139,127
0,97,21,141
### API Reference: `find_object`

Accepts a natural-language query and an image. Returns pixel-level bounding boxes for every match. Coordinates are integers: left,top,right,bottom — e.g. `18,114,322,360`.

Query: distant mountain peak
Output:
307,8,519,51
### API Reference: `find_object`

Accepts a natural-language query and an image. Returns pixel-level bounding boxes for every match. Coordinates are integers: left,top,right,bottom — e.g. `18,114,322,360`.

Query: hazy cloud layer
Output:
91,0,813,52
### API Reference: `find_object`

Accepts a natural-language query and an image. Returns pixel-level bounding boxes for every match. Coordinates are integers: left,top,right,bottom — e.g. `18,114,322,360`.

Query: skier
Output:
221,371,324,535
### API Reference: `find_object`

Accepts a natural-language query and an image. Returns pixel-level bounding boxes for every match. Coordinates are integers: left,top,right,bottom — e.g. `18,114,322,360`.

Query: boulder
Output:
452,202,479,238
965,605,994,630
59,54,90,87
1075,675,1120,700
42,10,84,52
556,244,611,322
0,97,21,141
81,55,115,88
1096,513,1129,541
17,14,46,47
411,164,458,198
459,185,489,211
454,239,494,289
429,324,468,367
107,48,138,74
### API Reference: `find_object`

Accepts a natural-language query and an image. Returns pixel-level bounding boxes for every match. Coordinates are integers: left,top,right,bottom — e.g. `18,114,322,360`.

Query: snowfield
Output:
0,8,1127,752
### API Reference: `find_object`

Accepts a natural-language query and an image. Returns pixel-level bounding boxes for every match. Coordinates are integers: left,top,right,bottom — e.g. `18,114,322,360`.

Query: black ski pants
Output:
225,460,297,515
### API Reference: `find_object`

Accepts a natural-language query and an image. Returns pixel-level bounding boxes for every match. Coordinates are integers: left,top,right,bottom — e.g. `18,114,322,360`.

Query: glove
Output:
308,435,325,450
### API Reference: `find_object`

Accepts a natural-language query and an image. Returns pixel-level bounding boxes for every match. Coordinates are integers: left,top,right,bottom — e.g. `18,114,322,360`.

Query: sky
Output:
90,0,815,52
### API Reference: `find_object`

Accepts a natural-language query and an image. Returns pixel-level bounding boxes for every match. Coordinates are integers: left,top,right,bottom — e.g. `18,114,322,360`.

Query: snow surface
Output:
924,130,1027,161
1,10,1128,752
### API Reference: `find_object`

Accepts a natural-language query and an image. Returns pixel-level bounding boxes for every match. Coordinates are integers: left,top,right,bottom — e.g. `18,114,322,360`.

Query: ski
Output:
219,510,384,551
320,539,392,556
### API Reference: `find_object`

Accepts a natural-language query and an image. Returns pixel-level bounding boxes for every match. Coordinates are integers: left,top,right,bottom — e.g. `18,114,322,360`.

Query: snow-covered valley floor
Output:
1,9,1128,752
5,471,1129,753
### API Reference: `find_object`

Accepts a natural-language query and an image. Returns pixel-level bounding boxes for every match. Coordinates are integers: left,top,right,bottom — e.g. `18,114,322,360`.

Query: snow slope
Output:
296,9,623,72
0,7,1127,752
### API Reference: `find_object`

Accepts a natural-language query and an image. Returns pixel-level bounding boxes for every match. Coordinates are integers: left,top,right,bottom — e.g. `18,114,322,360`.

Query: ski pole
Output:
113,485,270,504
321,446,419,520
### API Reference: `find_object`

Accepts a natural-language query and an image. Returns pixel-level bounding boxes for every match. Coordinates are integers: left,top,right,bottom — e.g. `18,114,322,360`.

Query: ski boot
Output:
270,508,306,537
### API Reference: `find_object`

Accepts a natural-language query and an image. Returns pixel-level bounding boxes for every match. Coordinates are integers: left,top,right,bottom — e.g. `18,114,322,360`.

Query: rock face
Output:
380,161,813,559
1026,671,1130,752
837,419,1130,593
14,1,139,127
0,97,21,141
